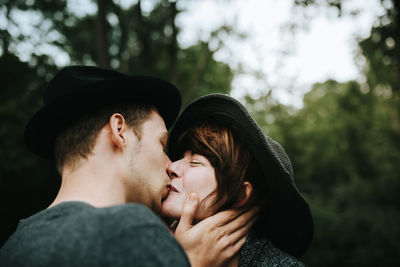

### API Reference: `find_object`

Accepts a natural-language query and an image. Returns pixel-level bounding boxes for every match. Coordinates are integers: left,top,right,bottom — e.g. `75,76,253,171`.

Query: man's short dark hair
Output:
54,103,154,173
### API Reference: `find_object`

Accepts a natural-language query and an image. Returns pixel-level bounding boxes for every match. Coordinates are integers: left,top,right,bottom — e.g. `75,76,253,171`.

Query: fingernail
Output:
188,193,197,202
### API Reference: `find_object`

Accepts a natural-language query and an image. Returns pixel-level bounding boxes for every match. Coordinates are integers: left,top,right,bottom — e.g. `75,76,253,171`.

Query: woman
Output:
161,94,313,266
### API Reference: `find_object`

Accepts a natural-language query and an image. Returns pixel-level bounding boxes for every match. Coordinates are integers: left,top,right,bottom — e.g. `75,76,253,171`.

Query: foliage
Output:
0,54,59,245
245,78,400,266
242,0,400,265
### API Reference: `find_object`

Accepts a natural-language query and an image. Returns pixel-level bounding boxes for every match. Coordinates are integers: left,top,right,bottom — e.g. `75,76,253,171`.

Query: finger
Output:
199,208,243,229
204,206,258,229
229,234,248,258
218,233,249,260
216,207,259,236
221,213,257,245
176,193,199,232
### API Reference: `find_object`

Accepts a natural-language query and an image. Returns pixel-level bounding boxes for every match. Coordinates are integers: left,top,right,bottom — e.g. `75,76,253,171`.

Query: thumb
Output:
176,193,199,232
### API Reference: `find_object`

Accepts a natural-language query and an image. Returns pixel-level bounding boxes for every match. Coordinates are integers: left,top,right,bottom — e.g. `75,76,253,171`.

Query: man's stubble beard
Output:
128,141,161,214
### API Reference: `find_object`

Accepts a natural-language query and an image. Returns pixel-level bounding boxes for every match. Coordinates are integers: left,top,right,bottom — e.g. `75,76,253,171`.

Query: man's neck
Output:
49,159,126,209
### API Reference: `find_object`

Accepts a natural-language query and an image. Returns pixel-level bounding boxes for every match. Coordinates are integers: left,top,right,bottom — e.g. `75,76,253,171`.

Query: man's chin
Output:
147,199,161,215
160,197,184,217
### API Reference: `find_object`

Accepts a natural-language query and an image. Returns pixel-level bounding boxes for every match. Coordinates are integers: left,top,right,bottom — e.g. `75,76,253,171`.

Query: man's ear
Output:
109,113,128,151
235,181,253,207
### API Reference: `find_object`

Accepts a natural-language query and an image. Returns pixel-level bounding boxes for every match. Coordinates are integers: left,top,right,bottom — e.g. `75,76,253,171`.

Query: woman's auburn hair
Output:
174,123,262,212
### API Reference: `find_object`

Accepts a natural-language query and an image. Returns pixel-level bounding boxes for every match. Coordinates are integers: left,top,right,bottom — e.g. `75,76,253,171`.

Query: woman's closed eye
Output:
190,160,202,165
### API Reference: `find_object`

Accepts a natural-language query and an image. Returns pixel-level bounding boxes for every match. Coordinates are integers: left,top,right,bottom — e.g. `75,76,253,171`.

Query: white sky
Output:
2,0,386,107
177,0,386,107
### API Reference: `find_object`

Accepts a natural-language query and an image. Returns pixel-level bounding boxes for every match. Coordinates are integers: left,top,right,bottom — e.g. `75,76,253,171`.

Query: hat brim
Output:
167,94,313,257
24,76,181,159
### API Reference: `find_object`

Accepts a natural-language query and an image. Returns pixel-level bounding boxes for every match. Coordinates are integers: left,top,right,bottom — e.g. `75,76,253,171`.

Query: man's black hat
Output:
168,94,313,258
24,65,181,159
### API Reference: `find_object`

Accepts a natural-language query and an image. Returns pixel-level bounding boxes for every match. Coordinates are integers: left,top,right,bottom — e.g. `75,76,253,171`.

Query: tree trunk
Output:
96,0,111,68
169,2,179,83
136,0,154,73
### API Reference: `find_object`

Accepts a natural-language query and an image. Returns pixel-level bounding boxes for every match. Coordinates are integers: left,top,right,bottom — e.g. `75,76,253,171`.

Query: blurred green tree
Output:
245,79,400,266
242,0,400,265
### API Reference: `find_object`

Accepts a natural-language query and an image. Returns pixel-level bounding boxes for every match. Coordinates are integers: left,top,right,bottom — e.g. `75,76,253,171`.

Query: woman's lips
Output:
169,184,179,193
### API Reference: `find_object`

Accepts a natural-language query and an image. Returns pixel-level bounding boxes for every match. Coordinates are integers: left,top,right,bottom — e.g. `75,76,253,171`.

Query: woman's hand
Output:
174,193,258,267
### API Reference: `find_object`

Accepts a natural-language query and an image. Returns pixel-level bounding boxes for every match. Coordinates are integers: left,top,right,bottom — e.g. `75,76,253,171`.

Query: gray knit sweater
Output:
0,202,189,267
239,232,306,267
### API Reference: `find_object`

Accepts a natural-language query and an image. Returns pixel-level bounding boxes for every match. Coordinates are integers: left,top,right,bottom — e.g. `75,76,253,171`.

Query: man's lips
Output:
162,185,170,200
162,191,168,200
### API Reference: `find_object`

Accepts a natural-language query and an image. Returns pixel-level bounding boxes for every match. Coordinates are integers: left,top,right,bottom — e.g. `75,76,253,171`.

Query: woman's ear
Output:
236,181,253,207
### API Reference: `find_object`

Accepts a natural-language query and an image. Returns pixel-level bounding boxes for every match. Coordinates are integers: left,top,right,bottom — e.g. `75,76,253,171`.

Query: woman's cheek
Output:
186,177,206,197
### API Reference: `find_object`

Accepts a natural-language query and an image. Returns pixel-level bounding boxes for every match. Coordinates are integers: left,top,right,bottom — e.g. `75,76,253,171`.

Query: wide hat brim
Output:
24,69,181,159
168,94,313,258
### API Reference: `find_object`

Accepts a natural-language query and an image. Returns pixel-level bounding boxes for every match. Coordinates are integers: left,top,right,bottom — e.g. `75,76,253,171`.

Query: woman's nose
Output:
167,161,181,179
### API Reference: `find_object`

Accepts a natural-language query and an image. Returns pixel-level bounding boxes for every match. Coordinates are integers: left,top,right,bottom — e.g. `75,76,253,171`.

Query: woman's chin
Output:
161,211,181,221
160,201,183,220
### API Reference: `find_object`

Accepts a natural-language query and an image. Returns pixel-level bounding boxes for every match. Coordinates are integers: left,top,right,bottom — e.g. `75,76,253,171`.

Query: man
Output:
0,66,256,267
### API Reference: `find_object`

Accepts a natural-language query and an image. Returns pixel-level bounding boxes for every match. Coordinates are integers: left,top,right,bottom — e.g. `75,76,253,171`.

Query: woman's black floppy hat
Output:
24,65,181,159
167,94,313,258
